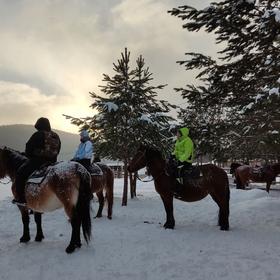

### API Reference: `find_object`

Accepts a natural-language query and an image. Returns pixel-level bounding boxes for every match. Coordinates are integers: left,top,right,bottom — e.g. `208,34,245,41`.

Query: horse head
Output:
230,162,242,174
128,145,164,174
128,145,147,173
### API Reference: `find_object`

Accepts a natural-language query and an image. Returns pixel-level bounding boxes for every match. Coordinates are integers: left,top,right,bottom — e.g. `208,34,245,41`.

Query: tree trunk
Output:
130,172,137,199
122,159,128,206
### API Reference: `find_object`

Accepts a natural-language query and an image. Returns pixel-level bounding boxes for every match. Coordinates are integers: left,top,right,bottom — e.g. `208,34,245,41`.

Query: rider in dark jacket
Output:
12,117,61,205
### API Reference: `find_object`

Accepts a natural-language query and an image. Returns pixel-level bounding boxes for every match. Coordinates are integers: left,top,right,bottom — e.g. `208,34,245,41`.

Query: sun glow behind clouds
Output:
0,0,216,132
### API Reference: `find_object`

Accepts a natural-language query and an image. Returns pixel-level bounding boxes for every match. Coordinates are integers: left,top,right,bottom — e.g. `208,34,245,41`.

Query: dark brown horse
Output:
229,162,242,175
235,164,280,192
0,146,92,253
91,163,114,219
128,146,230,230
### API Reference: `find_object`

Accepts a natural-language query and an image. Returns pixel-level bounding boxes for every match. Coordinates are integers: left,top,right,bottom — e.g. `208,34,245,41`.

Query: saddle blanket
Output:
27,164,54,184
89,163,103,176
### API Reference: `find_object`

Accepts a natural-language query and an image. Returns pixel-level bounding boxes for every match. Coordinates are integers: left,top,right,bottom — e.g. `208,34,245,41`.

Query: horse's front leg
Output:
19,207,30,243
160,194,175,229
266,181,272,193
34,212,44,242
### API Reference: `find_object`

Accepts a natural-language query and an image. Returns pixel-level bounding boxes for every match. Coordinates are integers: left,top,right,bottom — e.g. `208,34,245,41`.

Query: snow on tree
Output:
65,48,175,205
169,0,280,161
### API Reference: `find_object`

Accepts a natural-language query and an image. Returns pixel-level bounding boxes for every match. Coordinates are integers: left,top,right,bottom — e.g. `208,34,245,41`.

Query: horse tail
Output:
76,169,92,243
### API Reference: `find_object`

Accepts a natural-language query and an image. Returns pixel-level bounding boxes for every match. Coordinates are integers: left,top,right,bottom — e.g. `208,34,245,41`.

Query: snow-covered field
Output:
1,177,280,280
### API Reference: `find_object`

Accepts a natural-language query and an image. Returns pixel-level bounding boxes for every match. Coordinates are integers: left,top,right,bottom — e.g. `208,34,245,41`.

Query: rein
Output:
135,173,154,182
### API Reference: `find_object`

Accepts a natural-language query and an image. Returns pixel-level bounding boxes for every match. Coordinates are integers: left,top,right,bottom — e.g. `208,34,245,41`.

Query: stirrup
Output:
12,199,27,207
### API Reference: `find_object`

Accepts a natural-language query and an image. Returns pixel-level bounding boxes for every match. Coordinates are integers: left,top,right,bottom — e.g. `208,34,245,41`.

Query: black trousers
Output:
73,158,91,171
15,159,46,201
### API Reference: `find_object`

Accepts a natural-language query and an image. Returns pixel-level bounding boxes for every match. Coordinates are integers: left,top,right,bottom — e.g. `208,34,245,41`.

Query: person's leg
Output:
13,160,38,204
74,158,91,171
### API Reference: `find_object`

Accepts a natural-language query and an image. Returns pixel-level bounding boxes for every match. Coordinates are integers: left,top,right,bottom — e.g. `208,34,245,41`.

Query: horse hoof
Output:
220,225,229,231
20,236,30,243
164,222,175,229
35,235,45,242
65,244,76,254
107,216,112,220
95,214,102,219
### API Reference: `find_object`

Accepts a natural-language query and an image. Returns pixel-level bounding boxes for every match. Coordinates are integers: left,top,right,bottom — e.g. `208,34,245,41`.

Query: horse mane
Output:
2,147,28,170
145,146,165,161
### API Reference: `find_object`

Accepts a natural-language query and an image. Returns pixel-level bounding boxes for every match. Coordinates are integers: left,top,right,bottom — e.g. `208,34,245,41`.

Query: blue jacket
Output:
74,140,93,160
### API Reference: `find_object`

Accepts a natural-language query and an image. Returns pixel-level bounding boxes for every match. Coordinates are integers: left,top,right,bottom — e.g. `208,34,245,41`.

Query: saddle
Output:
178,166,200,183
88,163,103,176
27,163,57,184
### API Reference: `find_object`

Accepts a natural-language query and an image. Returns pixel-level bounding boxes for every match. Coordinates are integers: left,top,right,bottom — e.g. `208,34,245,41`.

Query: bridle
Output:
130,149,168,183
130,149,146,172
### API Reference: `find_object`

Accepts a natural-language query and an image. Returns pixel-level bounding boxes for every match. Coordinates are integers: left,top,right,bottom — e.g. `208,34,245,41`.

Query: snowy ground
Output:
1,176,280,280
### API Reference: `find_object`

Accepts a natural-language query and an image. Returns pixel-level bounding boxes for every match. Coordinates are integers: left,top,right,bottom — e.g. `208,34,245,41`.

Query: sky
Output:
0,0,217,133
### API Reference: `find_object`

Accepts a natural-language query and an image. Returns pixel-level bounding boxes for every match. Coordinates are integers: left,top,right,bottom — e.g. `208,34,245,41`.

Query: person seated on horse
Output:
72,130,93,171
171,127,194,179
12,117,61,206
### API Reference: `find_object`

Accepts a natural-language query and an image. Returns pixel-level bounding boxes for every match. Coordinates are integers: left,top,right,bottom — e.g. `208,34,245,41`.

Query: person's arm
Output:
179,139,193,162
25,132,44,157
84,141,93,159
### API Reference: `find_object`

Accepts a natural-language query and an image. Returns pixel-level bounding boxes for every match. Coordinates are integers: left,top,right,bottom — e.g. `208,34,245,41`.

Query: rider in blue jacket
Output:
72,130,93,171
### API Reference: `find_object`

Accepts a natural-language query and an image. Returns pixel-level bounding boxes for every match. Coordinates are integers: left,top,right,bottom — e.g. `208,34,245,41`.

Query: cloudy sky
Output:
0,0,216,133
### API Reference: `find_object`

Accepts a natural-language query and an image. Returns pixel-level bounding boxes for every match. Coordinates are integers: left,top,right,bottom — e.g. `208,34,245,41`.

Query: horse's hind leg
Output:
66,208,82,254
19,208,31,243
210,190,230,231
106,187,113,220
160,194,175,229
34,212,44,242
95,191,104,218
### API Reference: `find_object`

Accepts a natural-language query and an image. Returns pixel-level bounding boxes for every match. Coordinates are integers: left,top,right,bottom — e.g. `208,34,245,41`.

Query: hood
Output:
34,117,51,131
179,127,189,139
80,130,89,138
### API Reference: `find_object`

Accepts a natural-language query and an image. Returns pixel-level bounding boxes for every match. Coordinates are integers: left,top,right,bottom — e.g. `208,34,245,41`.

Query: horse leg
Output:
210,191,230,231
66,208,82,254
95,191,104,218
160,194,175,229
266,182,271,193
34,212,44,242
19,208,31,243
106,187,113,220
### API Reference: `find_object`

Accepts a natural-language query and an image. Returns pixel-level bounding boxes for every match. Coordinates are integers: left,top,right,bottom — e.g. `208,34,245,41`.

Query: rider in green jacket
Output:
172,127,194,178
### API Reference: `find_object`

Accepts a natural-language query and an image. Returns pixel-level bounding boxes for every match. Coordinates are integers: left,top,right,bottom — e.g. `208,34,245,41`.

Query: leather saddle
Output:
178,165,201,180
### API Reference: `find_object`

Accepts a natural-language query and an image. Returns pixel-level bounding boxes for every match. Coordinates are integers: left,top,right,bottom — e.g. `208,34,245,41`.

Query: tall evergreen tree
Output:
65,48,175,205
169,0,280,161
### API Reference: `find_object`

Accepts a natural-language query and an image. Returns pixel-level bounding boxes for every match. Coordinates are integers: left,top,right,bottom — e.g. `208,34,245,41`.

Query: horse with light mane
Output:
0,146,92,253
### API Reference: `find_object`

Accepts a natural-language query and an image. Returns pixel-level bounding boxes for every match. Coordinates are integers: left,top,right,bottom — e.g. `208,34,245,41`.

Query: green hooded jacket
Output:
173,127,194,163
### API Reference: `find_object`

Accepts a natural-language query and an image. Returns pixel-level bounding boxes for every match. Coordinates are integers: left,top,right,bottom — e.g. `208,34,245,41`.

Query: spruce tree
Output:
169,0,280,161
65,48,175,205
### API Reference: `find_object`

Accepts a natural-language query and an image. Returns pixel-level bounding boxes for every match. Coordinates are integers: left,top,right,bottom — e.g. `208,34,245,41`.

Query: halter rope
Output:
0,177,12,185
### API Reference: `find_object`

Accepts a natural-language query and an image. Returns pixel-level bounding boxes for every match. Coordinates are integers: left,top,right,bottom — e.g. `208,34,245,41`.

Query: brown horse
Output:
0,146,92,253
235,164,280,192
127,146,230,230
91,163,114,219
